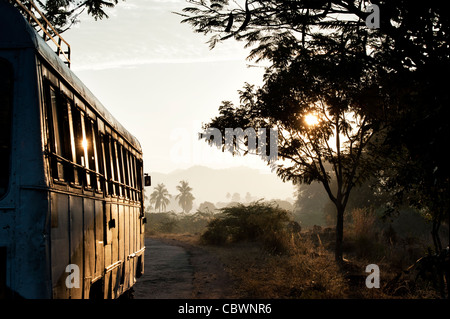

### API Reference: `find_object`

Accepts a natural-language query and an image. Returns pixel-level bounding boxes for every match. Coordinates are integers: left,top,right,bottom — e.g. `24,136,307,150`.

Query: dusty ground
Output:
133,233,447,300
133,235,236,299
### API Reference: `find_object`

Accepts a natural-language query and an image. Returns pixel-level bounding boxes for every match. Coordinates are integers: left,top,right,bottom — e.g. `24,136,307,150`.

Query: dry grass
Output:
162,231,443,299
146,206,446,299
200,234,379,299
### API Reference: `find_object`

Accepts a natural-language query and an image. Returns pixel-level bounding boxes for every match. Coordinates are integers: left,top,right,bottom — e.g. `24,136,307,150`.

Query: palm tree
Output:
150,183,171,213
175,180,195,214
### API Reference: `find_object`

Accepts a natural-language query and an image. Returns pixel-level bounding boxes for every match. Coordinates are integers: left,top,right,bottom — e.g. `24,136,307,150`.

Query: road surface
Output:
133,238,193,299
133,238,234,299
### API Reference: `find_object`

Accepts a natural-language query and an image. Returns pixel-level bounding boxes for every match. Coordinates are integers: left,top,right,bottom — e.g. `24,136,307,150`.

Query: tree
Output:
178,0,448,70
294,181,330,227
176,180,195,214
180,0,450,263
198,201,217,214
15,0,122,34
202,40,385,262
150,183,171,213
231,192,241,202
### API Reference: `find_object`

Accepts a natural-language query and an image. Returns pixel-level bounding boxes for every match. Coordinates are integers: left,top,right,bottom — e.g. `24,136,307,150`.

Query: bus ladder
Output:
9,0,71,68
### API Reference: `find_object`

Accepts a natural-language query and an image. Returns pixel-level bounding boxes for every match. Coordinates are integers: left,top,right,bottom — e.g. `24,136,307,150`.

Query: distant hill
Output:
146,165,295,210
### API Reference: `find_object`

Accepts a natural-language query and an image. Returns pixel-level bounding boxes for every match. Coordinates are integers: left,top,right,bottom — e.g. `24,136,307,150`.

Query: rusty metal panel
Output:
104,271,111,299
123,205,130,290
118,204,125,269
111,204,118,263
50,193,70,298
110,203,120,298
104,202,112,245
118,204,125,292
94,200,104,282
69,195,83,299
83,198,95,297
103,202,112,298
131,207,137,283
0,208,14,298
132,207,136,259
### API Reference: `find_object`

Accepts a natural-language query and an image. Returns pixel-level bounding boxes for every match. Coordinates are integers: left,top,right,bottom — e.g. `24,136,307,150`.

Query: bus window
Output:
122,147,130,199
91,120,102,191
0,59,13,198
66,101,79,185
60,96,74,178
111,139,121,196
130,155,137,201
46,86,71,182
71,107,84,185
84,116,98,190
127,152,135,201
136,159,143,201
46,87,60,180
79,112,90,186
113,140,123,197
102,134,113,196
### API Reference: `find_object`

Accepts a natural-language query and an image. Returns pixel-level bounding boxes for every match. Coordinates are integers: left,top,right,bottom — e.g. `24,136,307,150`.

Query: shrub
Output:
344,208,385,259
200,201,292,254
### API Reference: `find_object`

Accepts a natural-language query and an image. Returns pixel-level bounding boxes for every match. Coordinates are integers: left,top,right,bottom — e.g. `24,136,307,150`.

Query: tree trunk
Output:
431,210,443,253
335,204,345,263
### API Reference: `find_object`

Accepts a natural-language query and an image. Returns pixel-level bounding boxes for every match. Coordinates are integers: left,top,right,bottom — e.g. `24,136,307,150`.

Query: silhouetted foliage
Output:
17,0,121,33
201,201,292,254
175,180,195,214
150,183,171,213
180,0,450,264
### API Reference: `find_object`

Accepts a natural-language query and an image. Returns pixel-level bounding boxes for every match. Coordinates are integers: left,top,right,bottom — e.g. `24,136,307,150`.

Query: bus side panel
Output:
131,206,136,283
103,202,111,298
50,192,70,298
94,200,104,286
83,198,95,297
104,201,122,299
16,190,51,298
139,206,145,277
118,204,126,291
124,205,130,290
110,203,120,298
69,195,83,299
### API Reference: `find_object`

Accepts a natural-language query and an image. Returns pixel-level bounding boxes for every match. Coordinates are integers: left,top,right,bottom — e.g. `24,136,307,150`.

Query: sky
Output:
62,0,296,200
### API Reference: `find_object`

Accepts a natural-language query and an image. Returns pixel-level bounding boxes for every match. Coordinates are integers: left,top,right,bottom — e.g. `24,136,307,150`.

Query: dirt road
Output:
133,238,235,299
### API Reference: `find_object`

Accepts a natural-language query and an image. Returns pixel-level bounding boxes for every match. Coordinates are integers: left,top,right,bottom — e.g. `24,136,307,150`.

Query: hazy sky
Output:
62,0,295,199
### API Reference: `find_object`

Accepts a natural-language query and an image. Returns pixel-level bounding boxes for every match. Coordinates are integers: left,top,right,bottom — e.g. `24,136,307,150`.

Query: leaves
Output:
184,0,450,261
175,180,195,214
29,0,121,33
150,183,171,213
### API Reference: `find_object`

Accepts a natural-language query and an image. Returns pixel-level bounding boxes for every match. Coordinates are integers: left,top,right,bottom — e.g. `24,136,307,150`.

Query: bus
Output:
0,0,150,299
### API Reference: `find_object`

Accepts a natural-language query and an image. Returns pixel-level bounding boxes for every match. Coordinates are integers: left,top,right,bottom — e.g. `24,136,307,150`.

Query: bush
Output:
200,201,292,254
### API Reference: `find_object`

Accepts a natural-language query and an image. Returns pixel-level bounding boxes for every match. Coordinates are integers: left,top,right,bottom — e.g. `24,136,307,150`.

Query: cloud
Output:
65,0,250,70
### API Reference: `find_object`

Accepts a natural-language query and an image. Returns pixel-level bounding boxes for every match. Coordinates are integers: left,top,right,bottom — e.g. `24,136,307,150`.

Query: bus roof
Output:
0,0,143,154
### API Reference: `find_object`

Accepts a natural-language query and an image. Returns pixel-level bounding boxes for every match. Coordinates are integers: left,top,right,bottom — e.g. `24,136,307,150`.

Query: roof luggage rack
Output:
10,0,71,68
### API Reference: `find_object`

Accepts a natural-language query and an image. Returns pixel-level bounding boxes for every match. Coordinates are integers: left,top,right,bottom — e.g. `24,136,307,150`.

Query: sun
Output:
304,113,319,126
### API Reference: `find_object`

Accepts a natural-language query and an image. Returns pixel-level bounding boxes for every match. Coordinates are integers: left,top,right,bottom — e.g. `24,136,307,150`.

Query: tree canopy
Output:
150,183,171,213
176,180,195,214
18,0,122,33
180,0,450,261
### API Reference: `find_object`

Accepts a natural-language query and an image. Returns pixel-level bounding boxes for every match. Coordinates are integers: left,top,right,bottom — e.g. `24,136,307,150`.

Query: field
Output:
145,202,448,299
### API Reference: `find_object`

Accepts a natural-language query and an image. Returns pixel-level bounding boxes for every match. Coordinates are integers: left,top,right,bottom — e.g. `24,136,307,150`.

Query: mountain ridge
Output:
146,165,295,206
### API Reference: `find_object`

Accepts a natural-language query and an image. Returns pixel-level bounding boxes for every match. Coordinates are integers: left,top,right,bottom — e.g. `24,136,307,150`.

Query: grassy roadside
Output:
145,202,447,299
151,230,442,299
